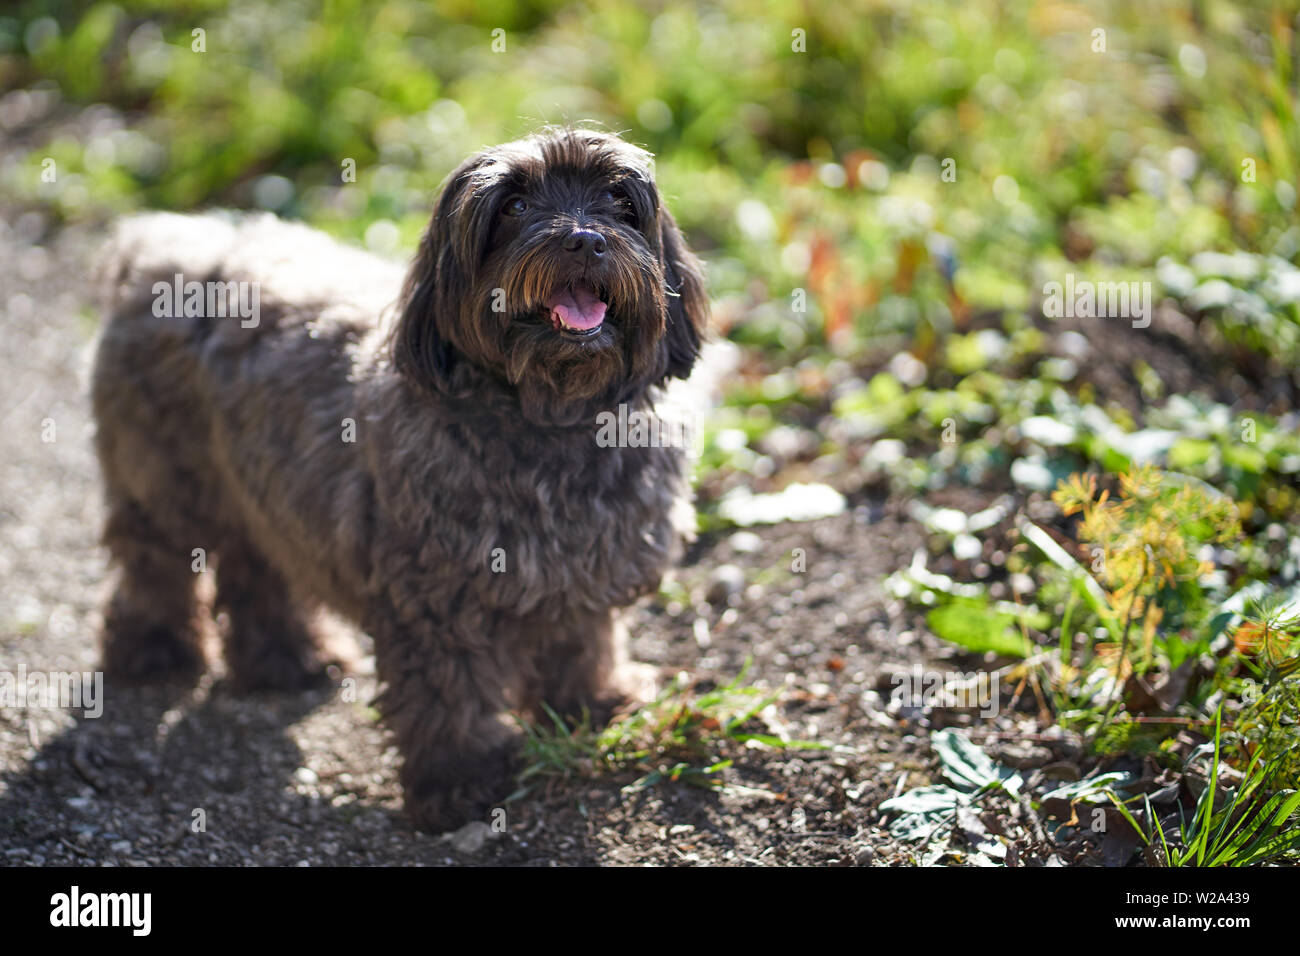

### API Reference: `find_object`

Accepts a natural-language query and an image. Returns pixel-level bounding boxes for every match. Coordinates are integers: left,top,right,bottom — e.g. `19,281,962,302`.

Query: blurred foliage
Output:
1054,466,1241,660
2,0,1299,329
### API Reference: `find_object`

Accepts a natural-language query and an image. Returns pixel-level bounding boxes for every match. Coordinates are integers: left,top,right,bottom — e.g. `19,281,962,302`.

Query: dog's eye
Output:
502,196,528,217
602,187,637,225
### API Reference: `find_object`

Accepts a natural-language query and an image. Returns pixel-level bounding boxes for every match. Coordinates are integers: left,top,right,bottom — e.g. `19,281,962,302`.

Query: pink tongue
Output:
546,284,607,330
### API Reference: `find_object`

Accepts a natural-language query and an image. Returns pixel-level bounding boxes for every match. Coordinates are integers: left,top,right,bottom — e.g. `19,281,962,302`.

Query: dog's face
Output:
393,128,708,424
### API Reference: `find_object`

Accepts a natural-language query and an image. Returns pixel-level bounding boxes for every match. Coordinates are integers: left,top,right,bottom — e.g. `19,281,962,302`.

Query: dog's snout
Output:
563,228,606,259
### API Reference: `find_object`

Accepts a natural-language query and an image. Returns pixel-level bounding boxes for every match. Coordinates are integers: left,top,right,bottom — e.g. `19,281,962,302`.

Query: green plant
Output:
1052,467,1241,729
1108,708,1300,866
1227,595,1300,787
512,665,825,800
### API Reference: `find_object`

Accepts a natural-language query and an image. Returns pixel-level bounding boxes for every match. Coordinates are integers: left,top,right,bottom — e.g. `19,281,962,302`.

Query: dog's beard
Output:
456,235,669,426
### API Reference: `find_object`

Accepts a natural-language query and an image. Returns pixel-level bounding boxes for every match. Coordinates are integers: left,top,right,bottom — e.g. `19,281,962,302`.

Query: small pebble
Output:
706,564,746,604
449,820,492,854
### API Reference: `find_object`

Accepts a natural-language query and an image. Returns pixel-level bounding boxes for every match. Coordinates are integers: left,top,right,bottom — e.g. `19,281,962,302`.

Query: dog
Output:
90,127,709,831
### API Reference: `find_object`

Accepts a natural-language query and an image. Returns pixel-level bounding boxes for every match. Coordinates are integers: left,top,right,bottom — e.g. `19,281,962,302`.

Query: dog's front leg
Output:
366,601,519,834
529,611,659,727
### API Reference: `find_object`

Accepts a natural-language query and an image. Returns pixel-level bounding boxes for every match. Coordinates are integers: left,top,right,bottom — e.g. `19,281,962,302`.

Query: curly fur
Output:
90,128,709,831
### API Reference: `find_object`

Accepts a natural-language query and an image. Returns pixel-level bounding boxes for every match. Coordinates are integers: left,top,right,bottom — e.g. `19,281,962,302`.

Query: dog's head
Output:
392,127,708,424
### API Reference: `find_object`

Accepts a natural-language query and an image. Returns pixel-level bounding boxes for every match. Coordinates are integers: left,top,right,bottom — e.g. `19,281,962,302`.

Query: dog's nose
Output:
563,229,606,258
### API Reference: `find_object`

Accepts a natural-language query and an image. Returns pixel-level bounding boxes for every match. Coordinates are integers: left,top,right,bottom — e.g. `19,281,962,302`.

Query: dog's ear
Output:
657,206,708,382
392,156,488,392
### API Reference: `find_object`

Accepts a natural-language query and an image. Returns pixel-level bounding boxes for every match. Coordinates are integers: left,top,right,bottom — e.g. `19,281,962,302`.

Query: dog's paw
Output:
227,643,332,694
101,625,204,686
403,746,518,834
545,663,663,730
585,661,663,726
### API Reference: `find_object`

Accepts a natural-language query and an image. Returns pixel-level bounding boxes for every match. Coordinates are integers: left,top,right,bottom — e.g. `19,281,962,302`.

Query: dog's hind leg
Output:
214,539,328,693
100,494,207,684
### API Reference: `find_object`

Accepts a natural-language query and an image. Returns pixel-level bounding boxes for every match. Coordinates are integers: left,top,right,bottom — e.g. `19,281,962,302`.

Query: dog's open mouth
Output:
545,282,607,338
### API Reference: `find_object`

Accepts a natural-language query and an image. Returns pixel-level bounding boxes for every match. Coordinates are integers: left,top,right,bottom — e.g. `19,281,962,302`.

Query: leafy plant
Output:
1226,595,1300,788
1108,708,1300,866
880,730,1022,864
1052,467,1241,728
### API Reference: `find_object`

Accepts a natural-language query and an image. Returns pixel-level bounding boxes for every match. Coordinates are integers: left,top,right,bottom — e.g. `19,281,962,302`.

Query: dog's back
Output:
90,213,396,682
95,211,404,323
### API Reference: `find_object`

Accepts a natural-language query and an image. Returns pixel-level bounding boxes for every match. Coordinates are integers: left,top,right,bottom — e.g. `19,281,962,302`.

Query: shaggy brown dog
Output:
91,127,708,831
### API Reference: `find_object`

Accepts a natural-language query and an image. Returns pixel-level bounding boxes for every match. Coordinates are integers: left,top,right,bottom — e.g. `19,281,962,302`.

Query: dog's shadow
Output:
0,672,433,864
1,668,744,865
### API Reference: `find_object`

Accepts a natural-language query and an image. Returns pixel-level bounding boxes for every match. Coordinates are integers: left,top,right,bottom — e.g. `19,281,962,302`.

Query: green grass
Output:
511,665,825,800
1108,708,1300,866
